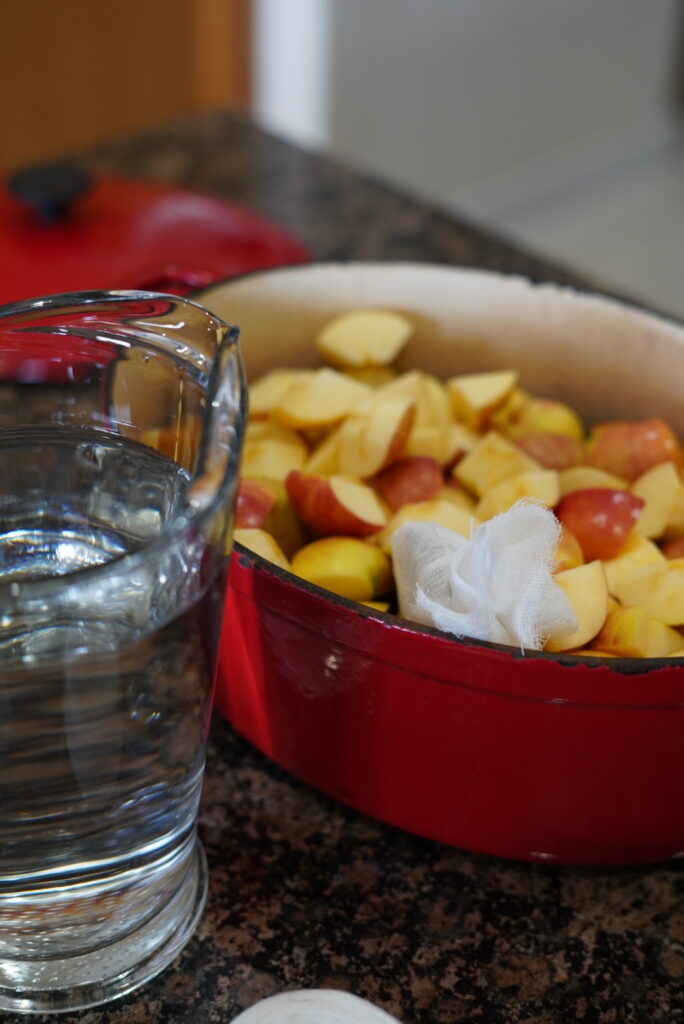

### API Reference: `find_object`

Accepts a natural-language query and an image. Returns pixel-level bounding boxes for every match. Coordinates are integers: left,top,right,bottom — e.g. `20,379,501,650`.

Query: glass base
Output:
0,841,208,1015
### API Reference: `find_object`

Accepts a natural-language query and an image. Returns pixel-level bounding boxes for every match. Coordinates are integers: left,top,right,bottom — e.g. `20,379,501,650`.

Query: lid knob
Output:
7,160,92,223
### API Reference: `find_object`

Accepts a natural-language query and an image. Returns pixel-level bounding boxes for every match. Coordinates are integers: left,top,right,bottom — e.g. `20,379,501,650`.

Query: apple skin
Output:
554,488,645,561
514,431,584,470
374,456,444,510
585,417,683,481
554,525,584,573
285,470,386,538
235,477,278,528
663,536,684,559
291,536,392,601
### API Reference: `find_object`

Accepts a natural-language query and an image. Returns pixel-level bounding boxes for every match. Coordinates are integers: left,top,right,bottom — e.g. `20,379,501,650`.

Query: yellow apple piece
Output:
611,559,684,625
454,431,540,498
291,536,392,601
374,499,476,555
315,309,413,369
558,465,628,496
545,560,609,653
433,483,478,515
272,367,371,430
376,371,453,464
360,600,391,612
235,476,307,558
475,469,559,521
590,605,684,658
242,420,308,481
345,366,397,387
447,369,518,430
285,470,388,538
509,397,584,440
663,484,684,540
249,368,313,418
443,421,480,469
337,394,415,478
234,528,291,571
554,525,584,573
304,425,342,475
631,461,681,538
602,532,666,595
489,387,532,432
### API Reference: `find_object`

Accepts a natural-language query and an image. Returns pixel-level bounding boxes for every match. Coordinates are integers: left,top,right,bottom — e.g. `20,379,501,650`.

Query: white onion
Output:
231,989,402,1024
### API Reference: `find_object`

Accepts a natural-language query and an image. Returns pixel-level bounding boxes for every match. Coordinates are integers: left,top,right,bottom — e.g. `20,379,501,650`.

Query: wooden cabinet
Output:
0,0,251,172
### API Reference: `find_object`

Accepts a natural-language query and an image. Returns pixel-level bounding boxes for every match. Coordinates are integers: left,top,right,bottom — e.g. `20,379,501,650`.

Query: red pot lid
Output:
0,161,310,305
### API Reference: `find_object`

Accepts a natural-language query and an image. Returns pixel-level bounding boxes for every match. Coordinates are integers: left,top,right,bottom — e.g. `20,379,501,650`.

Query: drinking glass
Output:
0,291,245,1013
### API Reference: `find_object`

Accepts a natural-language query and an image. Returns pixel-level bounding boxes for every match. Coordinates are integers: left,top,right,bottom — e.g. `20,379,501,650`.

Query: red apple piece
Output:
585,417,683,481
374,456,444,510
554,488,645,562
235,477,278,528
285,470,388,537
514,431,584,470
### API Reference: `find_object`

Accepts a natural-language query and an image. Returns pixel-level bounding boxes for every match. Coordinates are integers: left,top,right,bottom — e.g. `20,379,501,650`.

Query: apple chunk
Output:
611,559,684,625
285,470,388,537
590,606,684,658
374,499,475,555
234,528,291,571
337,394,415,478
236,476,307,558
374,456,444,510
454,431,540,498
585,417,683,481
601,532,665,595
316,309,413,368
630,461,681,538
447,369,518,430
249,368,312,418
554,488,644,561
291,536,392,601
544,560,608,653
475,469,559,521
514,431,584,470
242,420,308,481
272,367,371,430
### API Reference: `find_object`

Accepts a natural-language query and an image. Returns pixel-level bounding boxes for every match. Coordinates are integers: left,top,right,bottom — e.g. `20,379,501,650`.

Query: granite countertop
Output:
12,112,683,1024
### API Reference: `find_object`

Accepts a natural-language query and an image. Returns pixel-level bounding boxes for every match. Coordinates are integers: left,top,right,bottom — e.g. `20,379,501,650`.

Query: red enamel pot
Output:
198,262,684,866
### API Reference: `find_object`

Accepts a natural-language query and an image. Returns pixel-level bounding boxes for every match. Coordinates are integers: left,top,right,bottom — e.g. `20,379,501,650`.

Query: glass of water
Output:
0,291,245,1013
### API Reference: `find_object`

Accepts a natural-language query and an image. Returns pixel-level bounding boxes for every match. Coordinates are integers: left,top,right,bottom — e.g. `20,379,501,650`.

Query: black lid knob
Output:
7,160,92,223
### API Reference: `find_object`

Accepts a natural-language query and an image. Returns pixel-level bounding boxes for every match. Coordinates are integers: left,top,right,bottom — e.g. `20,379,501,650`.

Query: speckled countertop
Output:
9,112,684,1024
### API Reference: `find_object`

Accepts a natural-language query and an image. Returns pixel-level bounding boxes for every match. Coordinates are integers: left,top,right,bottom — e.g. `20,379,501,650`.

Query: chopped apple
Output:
476,469,560,521
489,387,532,432
514,431,584,470
291,536,392,601
272,367,371,430
236,477,278,527
558,465,629,495
242,420,308,480
434,481,478,515
631,461,681,538
304,425,342,475
360,600,391,612
454,431,540,498
663,485,684,540
443,421,480,469
554,525,584,573
585,417,683,481
602,532,666,595
376,371,453,463
374,499,475,555
374,455,444,510
544,560,609,653
611,559,684,625
447,369,518,430
315,309,413,368
345,366,397,387
249,368,313,418
285,470,388,537
507,398,584,440
554,488,645,561
234,528,291,571
590,605,684,658
662,536,684,559
337,394,415,478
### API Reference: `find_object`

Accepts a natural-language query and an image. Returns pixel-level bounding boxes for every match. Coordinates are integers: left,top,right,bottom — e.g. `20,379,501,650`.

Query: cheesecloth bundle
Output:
391,500,577,651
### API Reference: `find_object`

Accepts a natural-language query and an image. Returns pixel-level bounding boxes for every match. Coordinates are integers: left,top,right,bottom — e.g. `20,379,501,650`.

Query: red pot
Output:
199,262,684,866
